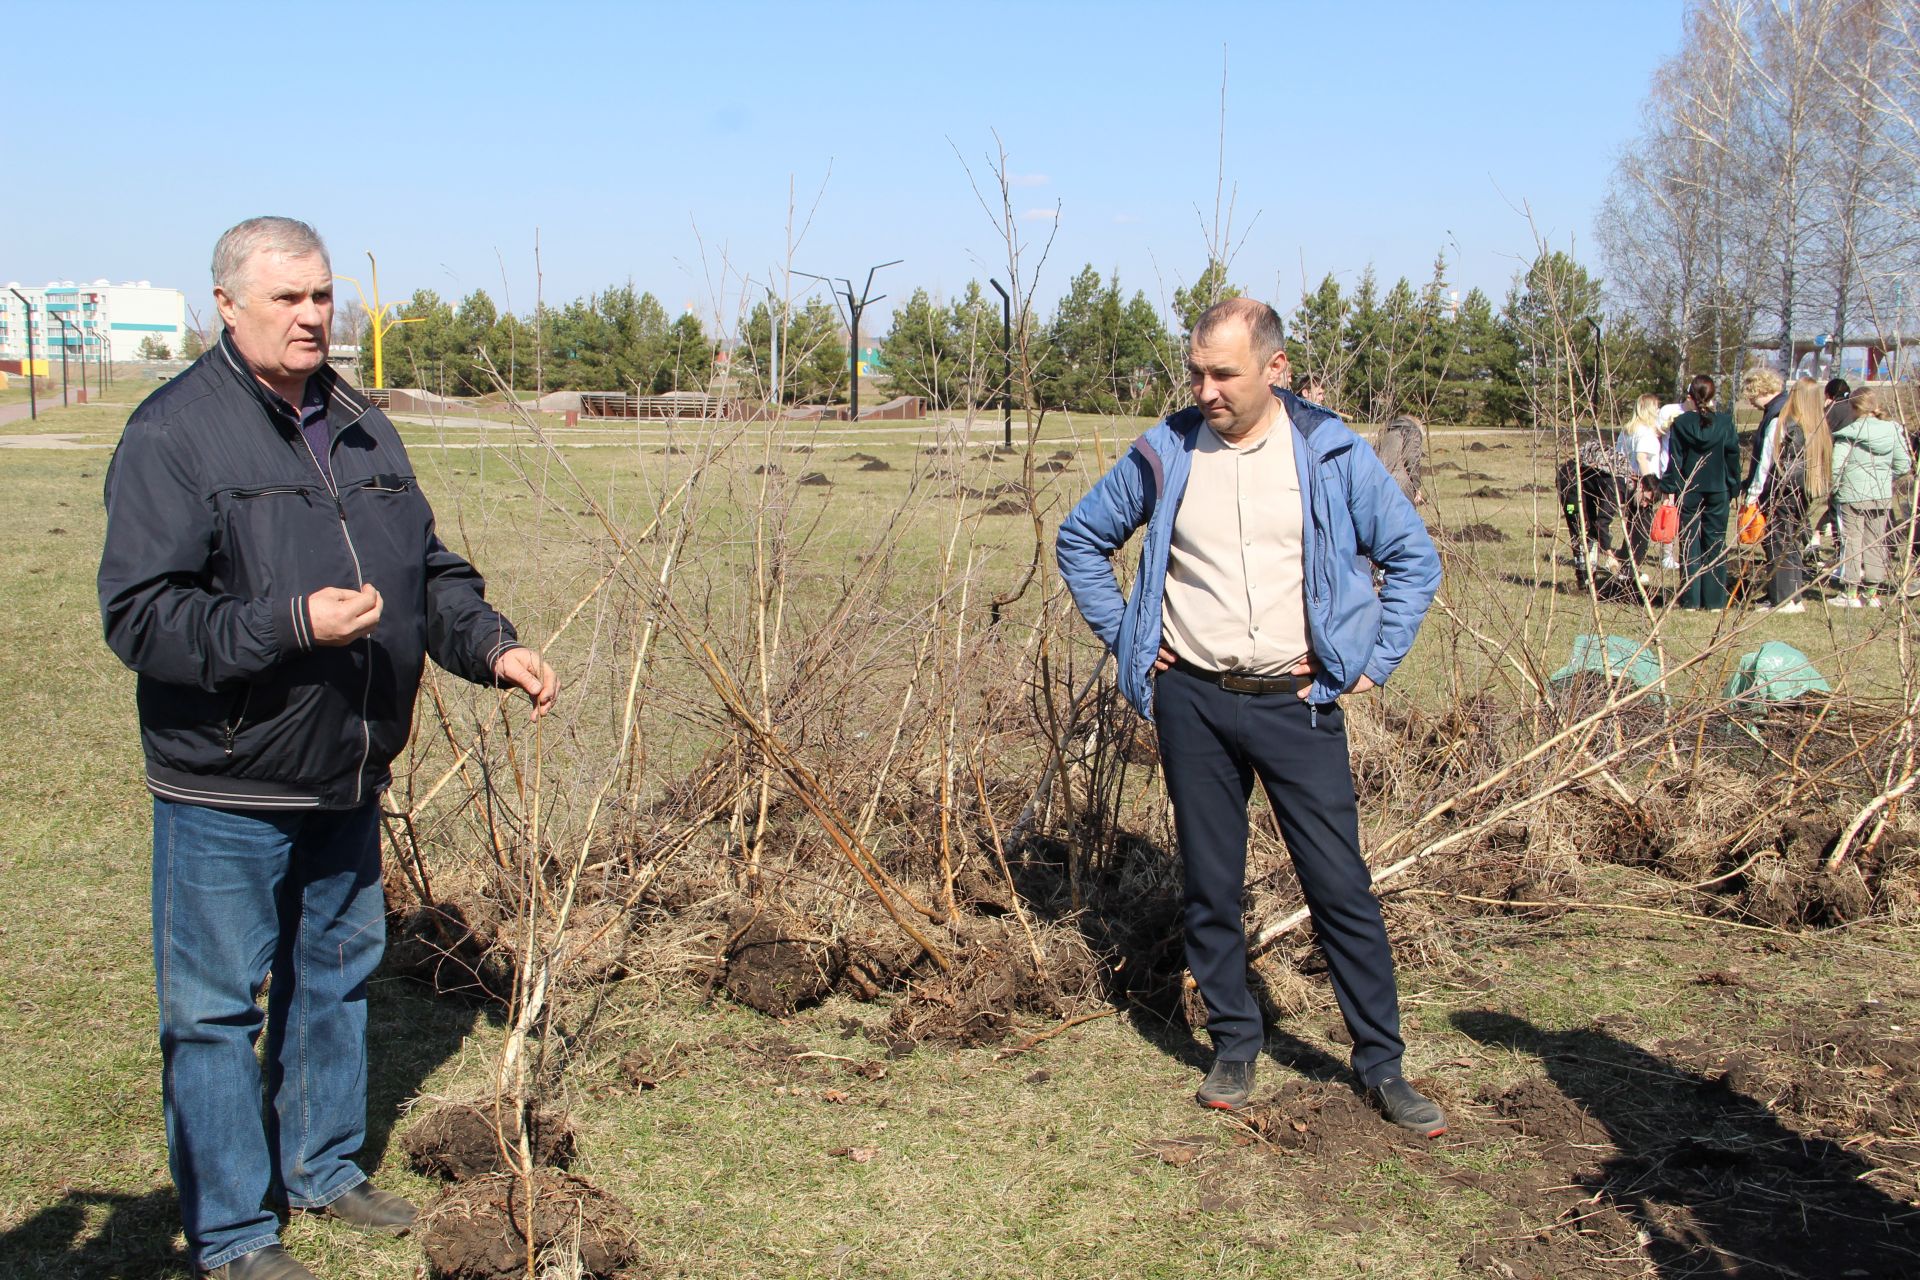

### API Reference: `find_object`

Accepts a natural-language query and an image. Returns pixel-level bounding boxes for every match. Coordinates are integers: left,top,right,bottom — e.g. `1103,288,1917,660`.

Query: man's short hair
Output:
1826,377,1852,401
1192,297,1286,364
212,217,329,298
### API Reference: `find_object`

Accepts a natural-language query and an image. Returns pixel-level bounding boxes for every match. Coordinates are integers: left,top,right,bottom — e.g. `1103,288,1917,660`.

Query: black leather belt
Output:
1171,657,1308,695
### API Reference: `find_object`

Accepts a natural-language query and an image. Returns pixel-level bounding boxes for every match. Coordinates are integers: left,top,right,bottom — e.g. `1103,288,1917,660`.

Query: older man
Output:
1056,298,1445,1133
99,217,556,1279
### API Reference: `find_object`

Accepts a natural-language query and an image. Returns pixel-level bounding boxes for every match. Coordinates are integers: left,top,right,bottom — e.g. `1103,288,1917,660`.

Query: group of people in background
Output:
1559,372,1913,612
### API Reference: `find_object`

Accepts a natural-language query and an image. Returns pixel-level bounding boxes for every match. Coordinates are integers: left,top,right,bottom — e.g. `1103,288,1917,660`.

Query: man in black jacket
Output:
99,217,556,1280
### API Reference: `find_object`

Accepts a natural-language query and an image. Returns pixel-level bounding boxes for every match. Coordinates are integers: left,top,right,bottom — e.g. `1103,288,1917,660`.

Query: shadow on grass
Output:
0,1188,187,1279
0,978,480,1278
1010,826,1358,1088
1453,1009,1920,1279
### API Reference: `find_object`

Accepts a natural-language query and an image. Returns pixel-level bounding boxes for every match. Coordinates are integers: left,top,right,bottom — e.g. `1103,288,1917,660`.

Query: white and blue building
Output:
0,280,190,364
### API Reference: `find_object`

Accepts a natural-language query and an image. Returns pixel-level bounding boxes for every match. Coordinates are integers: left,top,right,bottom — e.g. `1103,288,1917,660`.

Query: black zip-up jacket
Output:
99,334,522,809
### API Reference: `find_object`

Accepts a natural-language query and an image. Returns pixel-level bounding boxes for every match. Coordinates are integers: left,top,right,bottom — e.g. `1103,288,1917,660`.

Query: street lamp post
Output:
796,260,900,423
8,288,36,421
50,312,74,407
336,251,421,389
989,279,1012,449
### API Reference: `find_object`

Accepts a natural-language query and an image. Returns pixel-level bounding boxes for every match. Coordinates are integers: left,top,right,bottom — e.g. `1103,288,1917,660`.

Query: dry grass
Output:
6,401,1920,1278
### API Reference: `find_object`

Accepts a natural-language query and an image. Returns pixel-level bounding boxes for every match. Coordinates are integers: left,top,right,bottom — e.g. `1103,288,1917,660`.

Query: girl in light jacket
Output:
1828,387,1912,608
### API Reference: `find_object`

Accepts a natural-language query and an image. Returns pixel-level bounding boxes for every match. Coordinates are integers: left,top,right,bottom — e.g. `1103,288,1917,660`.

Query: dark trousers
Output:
1153,667,1405,1084
1760,488,1806,605
1678,490,1732,609
1555,461,1624,578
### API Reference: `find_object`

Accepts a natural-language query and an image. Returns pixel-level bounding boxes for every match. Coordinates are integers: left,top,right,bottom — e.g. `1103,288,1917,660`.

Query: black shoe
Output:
1370,1076,1447,1137
205,1244,317,1279
1196,1059,1256,1111
301,1183,416,1235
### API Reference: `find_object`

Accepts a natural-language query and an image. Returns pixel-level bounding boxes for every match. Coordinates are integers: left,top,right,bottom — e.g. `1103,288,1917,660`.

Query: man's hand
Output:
1291,657,1374,700
1154,645,1179,673
308,584,382,645
494,646,559,720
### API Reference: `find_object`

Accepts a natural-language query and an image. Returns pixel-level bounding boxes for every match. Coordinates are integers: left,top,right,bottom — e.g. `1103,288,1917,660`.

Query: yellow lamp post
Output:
335,252,421,389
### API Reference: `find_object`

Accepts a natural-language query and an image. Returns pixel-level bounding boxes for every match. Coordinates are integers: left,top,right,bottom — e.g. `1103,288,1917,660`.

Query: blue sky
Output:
4,0,1683,333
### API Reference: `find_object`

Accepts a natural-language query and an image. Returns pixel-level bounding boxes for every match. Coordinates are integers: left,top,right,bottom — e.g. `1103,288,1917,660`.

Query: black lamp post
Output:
7,288,35,421
796,260,900,422
989,279,1012,449
50,312,74,407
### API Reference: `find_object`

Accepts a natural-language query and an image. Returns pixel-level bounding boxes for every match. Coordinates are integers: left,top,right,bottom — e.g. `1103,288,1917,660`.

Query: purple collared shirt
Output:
294,378,333,488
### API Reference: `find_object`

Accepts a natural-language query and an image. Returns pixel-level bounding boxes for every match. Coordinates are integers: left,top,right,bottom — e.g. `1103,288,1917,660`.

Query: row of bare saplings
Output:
372,411,1920,1279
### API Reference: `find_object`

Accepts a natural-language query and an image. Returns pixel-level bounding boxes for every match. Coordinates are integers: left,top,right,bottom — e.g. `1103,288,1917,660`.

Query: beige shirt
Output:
1161,411,1312,675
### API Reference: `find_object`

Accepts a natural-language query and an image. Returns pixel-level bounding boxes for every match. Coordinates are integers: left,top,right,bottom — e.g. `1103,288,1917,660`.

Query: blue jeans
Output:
152,798,385,1271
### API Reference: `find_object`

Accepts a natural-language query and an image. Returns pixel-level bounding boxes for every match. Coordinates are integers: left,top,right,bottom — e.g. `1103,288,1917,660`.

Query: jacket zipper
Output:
223,686,254,756
294,424,374,806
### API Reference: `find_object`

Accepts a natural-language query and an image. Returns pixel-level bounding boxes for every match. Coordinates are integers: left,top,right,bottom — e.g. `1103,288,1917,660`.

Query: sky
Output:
4,0,1685,335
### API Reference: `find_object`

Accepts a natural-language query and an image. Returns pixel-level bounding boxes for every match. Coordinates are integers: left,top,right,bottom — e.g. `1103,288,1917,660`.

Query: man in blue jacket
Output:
1056,298,1444,1133
99,217,557,1279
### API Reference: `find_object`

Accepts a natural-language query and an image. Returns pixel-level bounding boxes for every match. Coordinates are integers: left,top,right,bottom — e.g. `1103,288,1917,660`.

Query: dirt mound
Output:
843,452,880,463
1050,450,1074,461
751,463,783,476
982,498,1027,515
420,1171,636,1280
405,1101,577,1180
1465,486,1508,499
385,901,513,1002
1450,523,1508,543
1482,1076,1611,1147
721,905,840,1016
1235,1079,1408,1164
859,459,893,472
798,471,831,486
1036,460,1067,473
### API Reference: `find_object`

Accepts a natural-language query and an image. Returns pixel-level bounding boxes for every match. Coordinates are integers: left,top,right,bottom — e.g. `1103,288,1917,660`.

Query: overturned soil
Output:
1450,522,1509,543
405,1100,577,1180
419,1170,636,1280
1154,1000,1920,1278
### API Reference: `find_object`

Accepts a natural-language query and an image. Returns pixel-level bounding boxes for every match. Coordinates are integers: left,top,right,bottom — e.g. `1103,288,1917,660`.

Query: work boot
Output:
205,1245,317,1279
300,1183,416,1235
1370,1076,1448,1137
1195,1059,1256,1111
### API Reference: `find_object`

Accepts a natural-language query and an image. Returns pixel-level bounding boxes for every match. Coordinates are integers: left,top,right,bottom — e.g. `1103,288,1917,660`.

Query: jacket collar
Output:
216,331,371,433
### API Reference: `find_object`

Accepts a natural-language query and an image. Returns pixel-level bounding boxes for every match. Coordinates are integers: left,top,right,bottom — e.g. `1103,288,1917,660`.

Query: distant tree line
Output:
360,285,718,396
879,250,1670,427
354,249,1683,427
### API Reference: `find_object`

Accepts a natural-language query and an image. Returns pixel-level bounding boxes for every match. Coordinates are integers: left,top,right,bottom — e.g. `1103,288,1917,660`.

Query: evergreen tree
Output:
1171,259,1241,335
739,297,845,404
1288,273,1348,397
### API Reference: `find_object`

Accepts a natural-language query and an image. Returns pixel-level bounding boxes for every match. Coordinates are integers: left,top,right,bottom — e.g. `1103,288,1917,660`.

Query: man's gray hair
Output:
212,217,329,298
1192,297,1286,363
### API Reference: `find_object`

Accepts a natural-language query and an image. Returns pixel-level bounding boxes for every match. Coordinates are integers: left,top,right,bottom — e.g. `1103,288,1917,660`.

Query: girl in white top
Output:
1615,395,1666,577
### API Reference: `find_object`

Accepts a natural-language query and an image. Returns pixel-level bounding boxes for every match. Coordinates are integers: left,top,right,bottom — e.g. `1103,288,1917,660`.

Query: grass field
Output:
3,393,1918,1279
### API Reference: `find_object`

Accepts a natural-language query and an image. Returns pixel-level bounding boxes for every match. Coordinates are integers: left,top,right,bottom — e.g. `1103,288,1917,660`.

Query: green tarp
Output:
1548,634,1664,692
1724,641,1829,707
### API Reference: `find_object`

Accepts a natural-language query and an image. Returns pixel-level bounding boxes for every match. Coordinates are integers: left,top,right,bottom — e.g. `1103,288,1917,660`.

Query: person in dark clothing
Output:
1555,437,1634,587
1826,377,1857,432
98,217,558,1280
1659,374,1743,609
1738,369,1803,609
